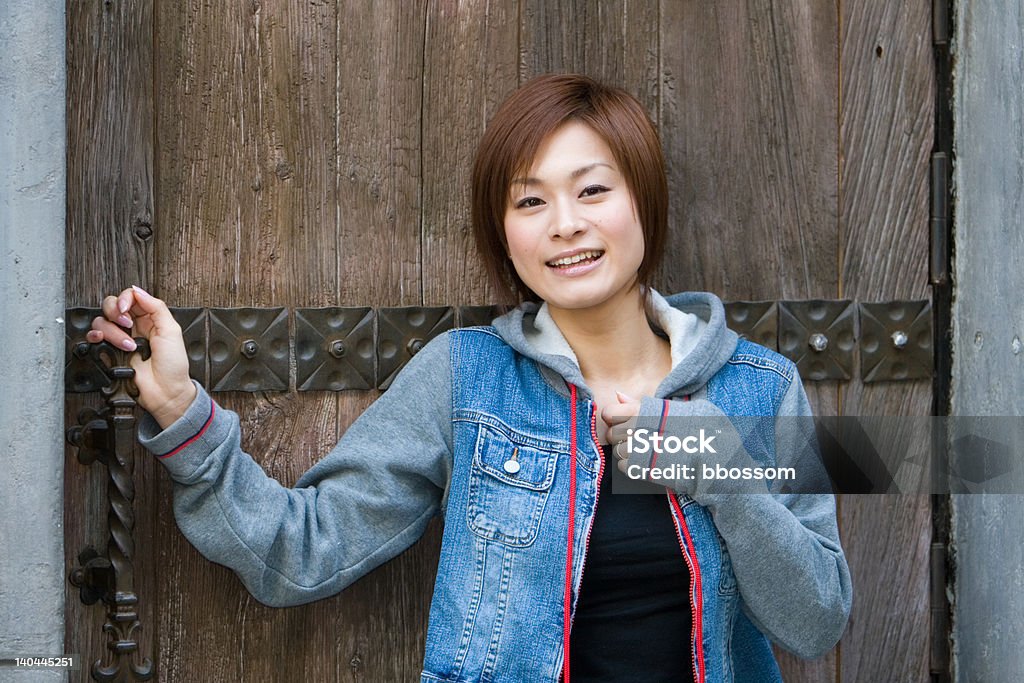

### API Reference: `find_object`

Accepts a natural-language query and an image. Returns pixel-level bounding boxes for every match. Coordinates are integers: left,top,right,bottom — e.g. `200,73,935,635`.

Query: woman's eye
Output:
580,185,609,197
515,197,544,209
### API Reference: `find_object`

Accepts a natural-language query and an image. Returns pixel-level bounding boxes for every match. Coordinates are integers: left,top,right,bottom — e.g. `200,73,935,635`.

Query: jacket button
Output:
503,459,521,474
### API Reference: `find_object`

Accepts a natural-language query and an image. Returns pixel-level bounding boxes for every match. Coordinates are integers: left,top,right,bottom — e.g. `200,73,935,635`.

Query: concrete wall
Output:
0,0,67,680
950,0,1024,681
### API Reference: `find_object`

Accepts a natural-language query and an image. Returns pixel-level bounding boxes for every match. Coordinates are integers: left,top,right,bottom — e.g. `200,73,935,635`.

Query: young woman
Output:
88,74,851,683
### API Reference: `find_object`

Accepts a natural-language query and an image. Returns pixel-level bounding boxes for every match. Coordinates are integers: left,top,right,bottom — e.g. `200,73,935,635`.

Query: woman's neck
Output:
547,287,671,392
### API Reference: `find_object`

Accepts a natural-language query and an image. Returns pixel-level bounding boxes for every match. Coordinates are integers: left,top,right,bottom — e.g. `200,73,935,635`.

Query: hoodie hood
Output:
490,290,739,399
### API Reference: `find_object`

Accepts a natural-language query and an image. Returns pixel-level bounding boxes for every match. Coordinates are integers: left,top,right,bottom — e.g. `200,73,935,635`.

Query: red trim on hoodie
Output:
157,402,215,459
650,399,671,467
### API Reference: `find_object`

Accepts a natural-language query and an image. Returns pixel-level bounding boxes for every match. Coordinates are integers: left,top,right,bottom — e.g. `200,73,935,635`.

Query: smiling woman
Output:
502,121,646,315
87,74,851,683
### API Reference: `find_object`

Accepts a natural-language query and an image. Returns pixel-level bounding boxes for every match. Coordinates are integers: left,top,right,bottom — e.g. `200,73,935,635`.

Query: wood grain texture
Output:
421,0,520,306
838,1,935,681
519,0,660,112
336,0,426,306
658,1,838,301
64,0,156,679
65,0,154,304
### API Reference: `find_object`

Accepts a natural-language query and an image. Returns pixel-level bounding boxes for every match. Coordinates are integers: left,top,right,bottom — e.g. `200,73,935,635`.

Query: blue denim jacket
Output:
139,291,852,683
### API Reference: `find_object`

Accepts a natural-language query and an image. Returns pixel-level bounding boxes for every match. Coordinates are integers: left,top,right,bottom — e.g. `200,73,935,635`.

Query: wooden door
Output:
65,1,936,680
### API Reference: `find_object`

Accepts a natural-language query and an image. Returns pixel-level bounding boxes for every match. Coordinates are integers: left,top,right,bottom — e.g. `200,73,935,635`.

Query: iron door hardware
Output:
859,301,933,382
66,307,108,393
208,307,290,392
779,300,857,380
171,307,208,386
725,301,778,350
65,300,936,391
377,307,455,389
457,305,505,328
295,307,376,391
66,341,155,682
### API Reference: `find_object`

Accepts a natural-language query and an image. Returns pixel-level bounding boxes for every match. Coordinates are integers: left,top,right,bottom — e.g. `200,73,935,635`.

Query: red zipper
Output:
560,390,605,683
668,492,706,683
562,384,579,682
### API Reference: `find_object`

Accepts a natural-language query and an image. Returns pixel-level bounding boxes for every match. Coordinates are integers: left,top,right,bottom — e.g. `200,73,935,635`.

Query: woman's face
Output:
503,121,645,313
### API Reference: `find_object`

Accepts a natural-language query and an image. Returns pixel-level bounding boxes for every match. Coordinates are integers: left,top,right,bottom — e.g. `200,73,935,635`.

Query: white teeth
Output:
547,250,603,267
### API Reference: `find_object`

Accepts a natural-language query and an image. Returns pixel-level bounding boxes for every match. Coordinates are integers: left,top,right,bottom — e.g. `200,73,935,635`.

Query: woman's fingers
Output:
126,286,181,337
89,316,138,350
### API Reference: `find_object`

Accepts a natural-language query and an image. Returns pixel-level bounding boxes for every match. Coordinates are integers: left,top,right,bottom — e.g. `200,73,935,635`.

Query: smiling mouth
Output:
545,250,605,269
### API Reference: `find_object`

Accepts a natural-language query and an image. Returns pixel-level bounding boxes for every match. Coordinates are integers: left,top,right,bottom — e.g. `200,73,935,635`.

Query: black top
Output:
569,445,695,682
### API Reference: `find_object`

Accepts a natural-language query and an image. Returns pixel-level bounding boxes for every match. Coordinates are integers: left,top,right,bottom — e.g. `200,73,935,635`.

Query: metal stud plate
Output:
66,307,107,393
170,307,208,385
724,301,778,350
208,308,290,392
859,301,933,382
377,307,455,389
457,305,504,328
779,300,856,380
295,308,376,391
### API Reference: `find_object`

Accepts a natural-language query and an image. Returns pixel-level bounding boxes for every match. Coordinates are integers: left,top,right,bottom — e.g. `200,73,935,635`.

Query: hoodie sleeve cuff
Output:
137,380,227,478
635,396,671,435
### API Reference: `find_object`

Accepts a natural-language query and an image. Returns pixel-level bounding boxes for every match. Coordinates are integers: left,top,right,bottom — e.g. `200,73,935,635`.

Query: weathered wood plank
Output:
518,0,587,79
65,0,155,678
330,2,432,679
659,2,838,301
580,0,660,114
66,0,154,303
153,0,344,680
336,1,425,306
950,0,1024,678
838,1,934,681
421,0,519,306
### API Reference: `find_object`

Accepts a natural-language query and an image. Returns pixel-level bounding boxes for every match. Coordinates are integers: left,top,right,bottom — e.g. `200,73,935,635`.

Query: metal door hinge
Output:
933,0,950,46
930,541,951,678
930,152,950,286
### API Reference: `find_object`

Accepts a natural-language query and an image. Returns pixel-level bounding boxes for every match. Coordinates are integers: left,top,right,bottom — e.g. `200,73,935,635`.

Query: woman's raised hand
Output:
87,286,197,429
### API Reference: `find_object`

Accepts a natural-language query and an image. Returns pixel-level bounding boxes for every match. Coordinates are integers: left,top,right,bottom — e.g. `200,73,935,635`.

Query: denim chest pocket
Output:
466,425,560,548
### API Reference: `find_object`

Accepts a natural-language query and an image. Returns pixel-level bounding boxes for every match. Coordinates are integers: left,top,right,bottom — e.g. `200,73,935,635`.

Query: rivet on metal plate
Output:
208,308,290,392
377,307,455,389
295,307,375,391
859,301,932,382
779,300,856,381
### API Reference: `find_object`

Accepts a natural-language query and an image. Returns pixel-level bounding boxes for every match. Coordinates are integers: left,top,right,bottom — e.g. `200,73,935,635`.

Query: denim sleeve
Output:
137,332,453,607
700,378,853,659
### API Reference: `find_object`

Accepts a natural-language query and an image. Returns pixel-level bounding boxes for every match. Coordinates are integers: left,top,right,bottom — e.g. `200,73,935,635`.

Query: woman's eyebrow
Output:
570,162,613,179
510,162,614,187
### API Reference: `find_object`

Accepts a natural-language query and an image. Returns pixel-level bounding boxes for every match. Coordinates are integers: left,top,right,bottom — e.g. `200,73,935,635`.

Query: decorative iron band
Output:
65,300,932,393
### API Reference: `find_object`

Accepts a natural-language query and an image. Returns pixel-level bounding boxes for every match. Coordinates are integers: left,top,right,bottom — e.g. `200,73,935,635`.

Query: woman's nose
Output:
549,201,586,239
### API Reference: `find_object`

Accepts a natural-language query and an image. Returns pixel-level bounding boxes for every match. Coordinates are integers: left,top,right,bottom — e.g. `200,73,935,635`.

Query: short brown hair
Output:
471,74,668,303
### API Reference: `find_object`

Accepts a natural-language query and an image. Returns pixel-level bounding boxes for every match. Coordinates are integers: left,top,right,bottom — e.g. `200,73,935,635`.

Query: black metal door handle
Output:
67,339,155,682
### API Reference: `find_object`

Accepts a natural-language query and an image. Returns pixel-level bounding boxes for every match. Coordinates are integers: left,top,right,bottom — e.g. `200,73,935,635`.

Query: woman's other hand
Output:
603,391,640,473
86,285,197,429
